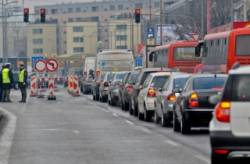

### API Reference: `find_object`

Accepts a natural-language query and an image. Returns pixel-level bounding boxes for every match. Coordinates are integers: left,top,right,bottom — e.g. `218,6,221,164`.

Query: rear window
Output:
193,77,226,90
128,72,139,84
107,73,114,81
151,76,169,89
173,77,189,89
174,47,197,60
223,75,250,101
140,71,157,85
115,73,126,81
236,35,250,56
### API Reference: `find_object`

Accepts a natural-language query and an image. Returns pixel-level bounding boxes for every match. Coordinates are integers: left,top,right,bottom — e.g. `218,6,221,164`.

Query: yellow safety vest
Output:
2,68,10,84
18,69,25,83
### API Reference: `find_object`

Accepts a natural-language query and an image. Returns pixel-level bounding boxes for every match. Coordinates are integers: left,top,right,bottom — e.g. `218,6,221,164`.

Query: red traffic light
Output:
24,8,29,14
40,8,46,14
135,8,141,15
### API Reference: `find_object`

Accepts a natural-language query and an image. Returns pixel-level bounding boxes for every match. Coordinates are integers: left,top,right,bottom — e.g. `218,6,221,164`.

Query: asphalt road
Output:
0,89,210,164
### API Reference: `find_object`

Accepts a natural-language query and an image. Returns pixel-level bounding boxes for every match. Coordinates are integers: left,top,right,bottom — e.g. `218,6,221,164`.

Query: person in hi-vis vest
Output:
18,64,28,103
1,64,13,102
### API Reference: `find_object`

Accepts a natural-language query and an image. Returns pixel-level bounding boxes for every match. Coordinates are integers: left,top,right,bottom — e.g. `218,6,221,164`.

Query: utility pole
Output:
160,0,163,45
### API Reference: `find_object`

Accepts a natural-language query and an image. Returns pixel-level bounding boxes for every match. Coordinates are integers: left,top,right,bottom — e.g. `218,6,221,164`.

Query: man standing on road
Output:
1,64,13,102
18,64,28,103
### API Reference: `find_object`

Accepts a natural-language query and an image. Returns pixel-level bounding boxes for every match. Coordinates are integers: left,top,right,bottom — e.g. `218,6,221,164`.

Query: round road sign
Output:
46,59,58,72
35,60,46,72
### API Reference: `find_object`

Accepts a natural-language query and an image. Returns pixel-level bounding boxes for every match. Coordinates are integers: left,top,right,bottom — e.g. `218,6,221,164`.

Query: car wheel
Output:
93,94,96,101
144,104,152,122
129,101,133,115
161,114,172,127
154,112,160,124
173,111,180,132
124,102,129,111
138,112,144,120
180,116,191,135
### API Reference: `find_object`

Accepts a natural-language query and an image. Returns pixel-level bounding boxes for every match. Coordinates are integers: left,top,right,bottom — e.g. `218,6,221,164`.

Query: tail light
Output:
167,94,176,102
214,149,230,155
126,84,133,93
188,92,199,108
147,88,156,97
104,81,109,87
215,101,231,123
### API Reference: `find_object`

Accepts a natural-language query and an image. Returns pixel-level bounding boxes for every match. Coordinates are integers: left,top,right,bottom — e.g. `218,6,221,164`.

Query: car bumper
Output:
145,98,156,111
184,109,213,127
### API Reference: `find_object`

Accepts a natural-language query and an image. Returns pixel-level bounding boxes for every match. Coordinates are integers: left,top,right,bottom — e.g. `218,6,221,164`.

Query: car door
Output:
158,78,171,117
138,76,151,113
229,75,250,137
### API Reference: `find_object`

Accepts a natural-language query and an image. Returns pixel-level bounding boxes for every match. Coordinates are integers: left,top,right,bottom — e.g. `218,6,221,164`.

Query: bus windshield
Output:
174,47,197,60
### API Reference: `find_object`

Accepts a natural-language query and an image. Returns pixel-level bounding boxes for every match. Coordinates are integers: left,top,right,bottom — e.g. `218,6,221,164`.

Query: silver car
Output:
155,73,190,127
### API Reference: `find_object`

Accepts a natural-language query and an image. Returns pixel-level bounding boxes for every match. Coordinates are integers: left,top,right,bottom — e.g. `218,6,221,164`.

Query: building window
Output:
116,45,127,49
73,47,84,53
33,38,43,44
73,26,84,32
68,8,73,13
51,9,58,14
32,29,43,34
118,4,123,10
110,5,115,10
73,37,84,43
33,48,43,54
76,8,81,12
135,3,143,8
92,6,98,12
68,18,74,22
116,25,127,30
116,35,127,41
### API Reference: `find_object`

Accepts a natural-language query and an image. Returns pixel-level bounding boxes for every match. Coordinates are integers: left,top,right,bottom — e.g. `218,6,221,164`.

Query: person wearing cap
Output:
18,64,28,103
1,64,13,102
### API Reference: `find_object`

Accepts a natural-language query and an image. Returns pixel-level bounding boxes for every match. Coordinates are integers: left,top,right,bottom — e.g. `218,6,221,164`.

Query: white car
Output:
210,66,250,164
138,72,171,121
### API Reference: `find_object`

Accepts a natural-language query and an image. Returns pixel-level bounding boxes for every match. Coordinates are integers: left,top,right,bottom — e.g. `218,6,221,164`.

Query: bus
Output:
149,40,200,73
195,27,250,73
95,49,134,77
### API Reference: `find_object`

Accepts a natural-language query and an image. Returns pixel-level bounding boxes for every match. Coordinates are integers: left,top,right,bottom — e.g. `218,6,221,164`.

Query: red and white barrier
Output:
48,77,56,100
30,76,38,97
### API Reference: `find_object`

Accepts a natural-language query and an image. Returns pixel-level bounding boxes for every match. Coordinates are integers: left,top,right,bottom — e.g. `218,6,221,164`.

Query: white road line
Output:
112,113,119,117
125,120,134,125
195,155,210,164
0,107,17,164
164,140,180,147
99,108,109,113
73,130,80,134
137,126,152,134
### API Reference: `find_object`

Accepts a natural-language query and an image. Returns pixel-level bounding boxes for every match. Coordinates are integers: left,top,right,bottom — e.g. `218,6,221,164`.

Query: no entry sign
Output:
46,59,58,72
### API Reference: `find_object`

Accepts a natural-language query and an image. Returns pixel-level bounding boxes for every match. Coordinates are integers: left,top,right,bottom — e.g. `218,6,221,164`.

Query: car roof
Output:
171,73,190,79
229,66,250,74
190,73,227,78
141,67,172,72
150,72,172,77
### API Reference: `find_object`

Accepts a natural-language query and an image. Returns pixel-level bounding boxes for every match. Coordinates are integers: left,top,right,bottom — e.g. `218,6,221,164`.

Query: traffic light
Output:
23,8,29,23
40,8,46,23
135,8,141,23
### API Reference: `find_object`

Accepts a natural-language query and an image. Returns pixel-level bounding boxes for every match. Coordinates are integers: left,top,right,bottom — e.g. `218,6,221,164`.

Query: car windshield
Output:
151,76,169,89
193,76,226,90
115,73,126,81
173,77,189,89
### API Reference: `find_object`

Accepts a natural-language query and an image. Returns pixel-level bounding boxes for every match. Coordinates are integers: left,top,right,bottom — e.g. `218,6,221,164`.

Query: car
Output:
173,74,227,134
210,66,250,164
130,67,173,117
99,72,114,102
138,72,171,121
120,71,139,112
108,72,127,106
80,77,94,94
155,73,190,127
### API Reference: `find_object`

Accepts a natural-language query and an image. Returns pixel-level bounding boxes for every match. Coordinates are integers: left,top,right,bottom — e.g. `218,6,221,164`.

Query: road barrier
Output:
48,77,56,100
67,75,80,97
30,76,38,97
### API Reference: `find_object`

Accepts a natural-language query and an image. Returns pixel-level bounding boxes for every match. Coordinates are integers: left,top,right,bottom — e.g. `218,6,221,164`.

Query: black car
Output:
173,74,227,134
130,68,172,116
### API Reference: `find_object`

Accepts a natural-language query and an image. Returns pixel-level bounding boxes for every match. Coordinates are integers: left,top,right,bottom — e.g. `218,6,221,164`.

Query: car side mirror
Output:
209,94,221,105
158,88,162,92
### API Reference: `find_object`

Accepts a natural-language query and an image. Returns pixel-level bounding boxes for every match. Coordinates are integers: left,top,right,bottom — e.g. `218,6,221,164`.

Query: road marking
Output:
0,107,17,164
73,130,80,134
137,126,152,134
195,155,210,164
164,140,180,147
112,113,119,117
100,108,109,113
125,120,134,125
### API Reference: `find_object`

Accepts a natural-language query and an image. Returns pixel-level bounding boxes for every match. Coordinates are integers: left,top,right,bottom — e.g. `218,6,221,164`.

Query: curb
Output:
0,107,17,164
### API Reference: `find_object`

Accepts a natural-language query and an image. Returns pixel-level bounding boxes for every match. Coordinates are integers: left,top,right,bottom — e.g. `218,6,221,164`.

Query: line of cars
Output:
88,65,250,164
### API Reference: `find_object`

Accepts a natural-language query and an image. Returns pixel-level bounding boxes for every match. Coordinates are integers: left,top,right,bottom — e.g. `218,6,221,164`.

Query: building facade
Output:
27,24,57,57
66,22,98,56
